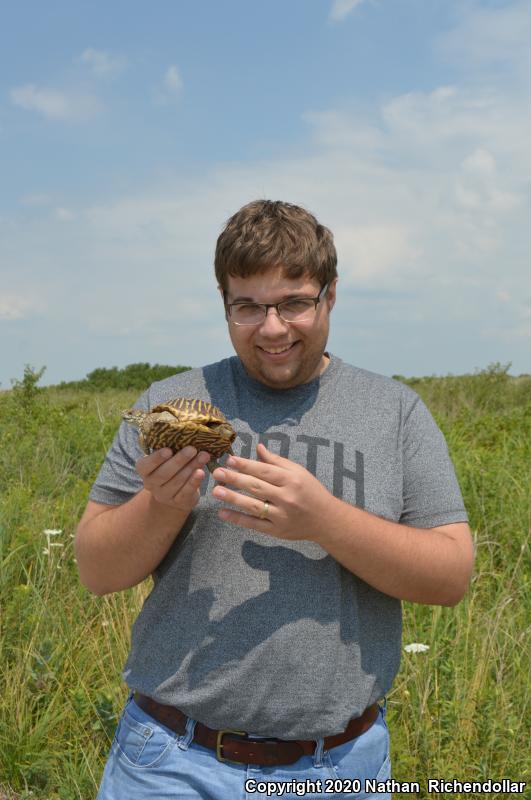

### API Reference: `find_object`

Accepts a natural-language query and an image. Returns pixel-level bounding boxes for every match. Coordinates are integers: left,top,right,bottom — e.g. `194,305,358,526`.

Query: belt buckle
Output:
216,728,247,763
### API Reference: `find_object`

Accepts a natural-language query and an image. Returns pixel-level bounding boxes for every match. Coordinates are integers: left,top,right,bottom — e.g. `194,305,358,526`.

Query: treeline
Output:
56,362,192,391
8,361,530,410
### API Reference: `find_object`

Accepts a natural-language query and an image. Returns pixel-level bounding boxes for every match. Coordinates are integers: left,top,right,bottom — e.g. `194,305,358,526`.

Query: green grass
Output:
0,363,529,799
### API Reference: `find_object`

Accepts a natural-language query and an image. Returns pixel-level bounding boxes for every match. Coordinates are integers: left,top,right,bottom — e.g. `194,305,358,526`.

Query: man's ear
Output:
327,278,338,311
218,285,229,321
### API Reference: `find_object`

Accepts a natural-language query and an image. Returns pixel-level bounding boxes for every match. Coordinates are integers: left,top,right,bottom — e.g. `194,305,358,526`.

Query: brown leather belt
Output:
133,691,379,766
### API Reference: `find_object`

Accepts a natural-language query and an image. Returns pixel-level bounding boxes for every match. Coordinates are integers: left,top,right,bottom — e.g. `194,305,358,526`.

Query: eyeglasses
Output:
224,283,329,326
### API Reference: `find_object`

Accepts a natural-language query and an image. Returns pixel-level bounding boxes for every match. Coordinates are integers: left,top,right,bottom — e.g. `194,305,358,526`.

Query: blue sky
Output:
1,0,530,387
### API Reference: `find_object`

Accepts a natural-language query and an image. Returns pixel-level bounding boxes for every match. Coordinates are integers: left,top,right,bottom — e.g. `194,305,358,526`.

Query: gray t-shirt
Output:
89,353,468,739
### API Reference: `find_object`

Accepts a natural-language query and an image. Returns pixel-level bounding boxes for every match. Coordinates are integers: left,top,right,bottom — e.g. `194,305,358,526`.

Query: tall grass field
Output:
0,362,529,799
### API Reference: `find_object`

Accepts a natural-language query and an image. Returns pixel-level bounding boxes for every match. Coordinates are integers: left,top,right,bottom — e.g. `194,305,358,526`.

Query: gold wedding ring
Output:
259,501,270,519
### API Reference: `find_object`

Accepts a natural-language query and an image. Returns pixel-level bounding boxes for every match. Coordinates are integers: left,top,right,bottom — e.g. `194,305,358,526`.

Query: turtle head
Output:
217,423,237,445
121,409,148,429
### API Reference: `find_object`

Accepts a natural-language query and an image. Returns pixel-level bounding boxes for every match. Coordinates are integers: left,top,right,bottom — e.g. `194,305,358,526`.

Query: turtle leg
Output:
138,432,150,454
206,445,234,473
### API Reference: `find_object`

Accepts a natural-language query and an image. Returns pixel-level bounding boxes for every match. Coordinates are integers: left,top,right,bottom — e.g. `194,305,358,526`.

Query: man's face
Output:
222,267,337,390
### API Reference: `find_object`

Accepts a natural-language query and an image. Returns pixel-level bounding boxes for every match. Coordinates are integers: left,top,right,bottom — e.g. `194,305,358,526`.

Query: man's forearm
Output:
312,497,475,606
75,490,190,596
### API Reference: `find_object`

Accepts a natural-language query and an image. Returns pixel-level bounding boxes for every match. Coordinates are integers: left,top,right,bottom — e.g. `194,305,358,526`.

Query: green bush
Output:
56,362,191,391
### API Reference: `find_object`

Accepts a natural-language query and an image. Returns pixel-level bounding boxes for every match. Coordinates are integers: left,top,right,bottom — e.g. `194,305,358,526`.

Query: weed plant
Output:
0,363,529,799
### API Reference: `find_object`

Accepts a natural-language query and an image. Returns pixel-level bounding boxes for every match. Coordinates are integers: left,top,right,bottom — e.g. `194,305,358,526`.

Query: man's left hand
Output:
211,443,333,541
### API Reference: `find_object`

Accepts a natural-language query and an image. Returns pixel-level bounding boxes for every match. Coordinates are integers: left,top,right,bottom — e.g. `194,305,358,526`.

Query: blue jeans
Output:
96,692,391,799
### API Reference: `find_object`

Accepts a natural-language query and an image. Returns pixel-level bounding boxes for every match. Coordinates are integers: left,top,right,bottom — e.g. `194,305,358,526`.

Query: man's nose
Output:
259,306,289,332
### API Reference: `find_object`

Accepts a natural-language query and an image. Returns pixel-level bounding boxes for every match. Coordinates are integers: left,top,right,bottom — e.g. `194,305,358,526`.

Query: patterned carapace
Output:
122,397,236,473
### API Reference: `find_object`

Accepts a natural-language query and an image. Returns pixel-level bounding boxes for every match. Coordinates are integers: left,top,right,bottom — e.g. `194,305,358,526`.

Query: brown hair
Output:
214,199,337,291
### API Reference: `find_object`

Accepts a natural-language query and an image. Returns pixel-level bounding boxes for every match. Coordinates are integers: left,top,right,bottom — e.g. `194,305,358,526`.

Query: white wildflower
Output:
43,529,64,558
404,643,430,653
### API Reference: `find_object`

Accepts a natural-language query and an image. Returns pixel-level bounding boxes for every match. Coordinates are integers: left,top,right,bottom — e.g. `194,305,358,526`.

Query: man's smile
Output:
257,341,300,359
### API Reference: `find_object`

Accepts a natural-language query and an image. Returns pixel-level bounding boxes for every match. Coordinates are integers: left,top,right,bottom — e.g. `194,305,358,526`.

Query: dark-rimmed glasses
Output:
224,283,329,326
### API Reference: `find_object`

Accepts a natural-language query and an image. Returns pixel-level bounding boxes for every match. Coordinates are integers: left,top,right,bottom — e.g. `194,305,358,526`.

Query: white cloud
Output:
78,48,127,78
54,207,76,222
436,1,531,79
10,84,101,121
334,224,421,287
329,0,368,23
164,64,183,94
496,291,511,304
165,65,183,94
455,147,521,215
381,85,485,150
304,109,384,152
462,148,496,175
0,294,45,320
153,65,184,105
379,83,531,183
10,85,68,119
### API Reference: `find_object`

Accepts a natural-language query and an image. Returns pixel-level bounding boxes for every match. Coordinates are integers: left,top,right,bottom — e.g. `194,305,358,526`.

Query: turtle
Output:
122,397,237,473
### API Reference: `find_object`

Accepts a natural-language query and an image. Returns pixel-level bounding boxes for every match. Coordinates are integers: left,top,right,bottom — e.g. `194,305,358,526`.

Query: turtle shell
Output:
151,397,228,425
123,397,237,471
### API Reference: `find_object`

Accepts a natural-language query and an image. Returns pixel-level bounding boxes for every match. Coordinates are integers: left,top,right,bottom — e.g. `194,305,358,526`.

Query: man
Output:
76,200,474,799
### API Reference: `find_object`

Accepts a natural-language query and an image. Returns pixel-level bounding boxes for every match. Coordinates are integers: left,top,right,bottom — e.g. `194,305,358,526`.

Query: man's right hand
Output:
76,446,211,595
136,446,211,512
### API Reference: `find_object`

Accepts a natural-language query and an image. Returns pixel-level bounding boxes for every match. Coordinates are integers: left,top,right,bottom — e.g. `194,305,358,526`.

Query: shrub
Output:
55,362,191,391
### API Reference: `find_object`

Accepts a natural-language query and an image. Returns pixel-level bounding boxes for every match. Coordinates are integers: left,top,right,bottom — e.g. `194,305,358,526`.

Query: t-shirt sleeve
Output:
88,389,150,506
400,393,469,528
